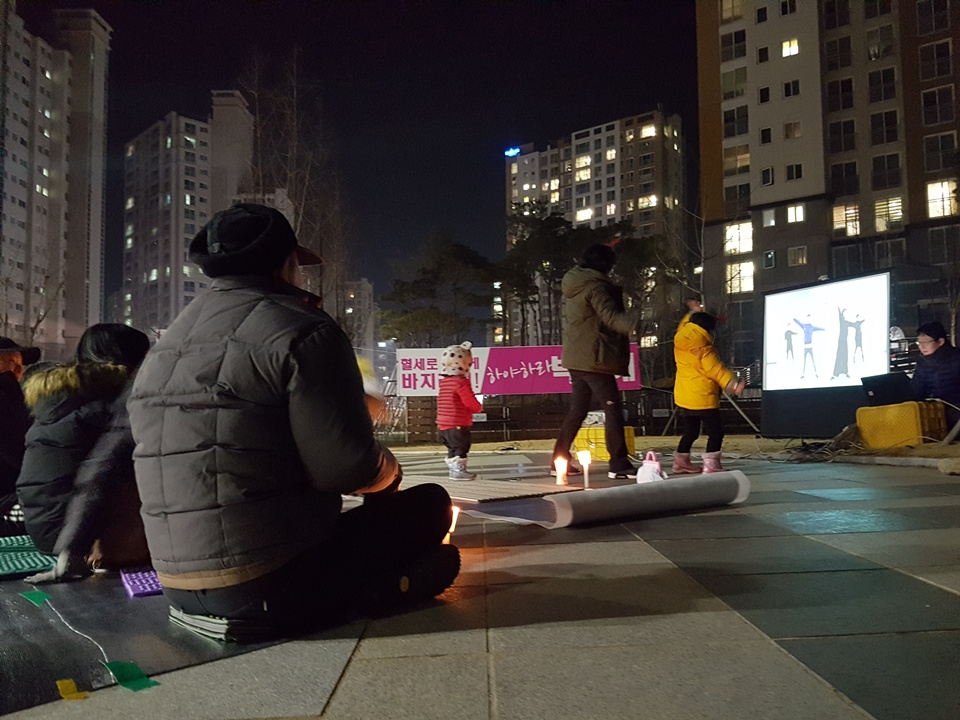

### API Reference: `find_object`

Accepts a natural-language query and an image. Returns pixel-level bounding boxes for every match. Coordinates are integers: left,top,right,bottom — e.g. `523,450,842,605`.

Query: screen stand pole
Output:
723,392,761,436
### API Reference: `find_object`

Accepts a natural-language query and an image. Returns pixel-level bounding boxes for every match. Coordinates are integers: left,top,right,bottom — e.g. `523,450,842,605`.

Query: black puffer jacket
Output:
128,276,397,591
0,372,30,509
911,343,960,426
17,363,131,552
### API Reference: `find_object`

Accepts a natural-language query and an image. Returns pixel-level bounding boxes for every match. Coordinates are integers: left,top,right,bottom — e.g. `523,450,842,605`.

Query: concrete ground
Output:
8,446,960,720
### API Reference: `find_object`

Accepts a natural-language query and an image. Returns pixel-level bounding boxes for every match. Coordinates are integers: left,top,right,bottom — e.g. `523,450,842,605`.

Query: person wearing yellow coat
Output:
672,306,744,474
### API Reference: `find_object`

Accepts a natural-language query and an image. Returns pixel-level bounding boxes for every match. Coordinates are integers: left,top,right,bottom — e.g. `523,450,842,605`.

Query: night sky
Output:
19,0,698,299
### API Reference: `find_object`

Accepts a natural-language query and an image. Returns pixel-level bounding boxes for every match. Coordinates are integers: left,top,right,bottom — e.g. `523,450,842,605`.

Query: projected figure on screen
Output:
851,314,865,364
831,308,853,380
794,315,824,379
785,324,798,364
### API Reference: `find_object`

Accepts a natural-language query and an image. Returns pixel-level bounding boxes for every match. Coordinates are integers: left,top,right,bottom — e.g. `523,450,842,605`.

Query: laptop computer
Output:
861,372,913,406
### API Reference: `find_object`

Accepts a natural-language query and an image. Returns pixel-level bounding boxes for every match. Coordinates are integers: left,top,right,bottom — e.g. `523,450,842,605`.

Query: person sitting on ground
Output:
17,324,151,566
552,243,640,480
126,203,459,635
672,312,745,474
0,338,39,518
910,321,960,431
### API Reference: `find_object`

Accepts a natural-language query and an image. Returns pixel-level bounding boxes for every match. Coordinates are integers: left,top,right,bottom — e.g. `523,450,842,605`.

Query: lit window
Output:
722,145,750,177
784,121,801,139
575,168,592,181
637,194,658,209
874,197,903,231
606,149,616,160
640,124,656,138
927,179,959,218
626,199,635,212
787,204,805,222
833,204,861,236
510,162,518,174
606,203,617,216
787,246,808,266
575,208,594,222
724,221,753,254
184,265,191,277
575,155,592,168
550,191,559,203
625,129,635,142
726,261,754,293
762,208,776,227
124,293,132,302
125,224,133,237
782,38,799,57
125,238,133,250
125,197,135,209
549,178,559,190
165,136,172,149
148,268,158,282
185,194,194,205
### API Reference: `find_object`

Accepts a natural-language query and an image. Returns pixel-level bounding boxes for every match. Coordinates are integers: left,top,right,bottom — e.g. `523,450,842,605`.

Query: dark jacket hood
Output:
22,363,132,422
562,266,612,299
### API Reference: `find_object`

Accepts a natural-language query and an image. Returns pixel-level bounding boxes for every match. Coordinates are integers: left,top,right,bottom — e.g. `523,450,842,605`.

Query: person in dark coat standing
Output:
910,321,960,430
552,243,640,480
0,338,39,517
127,204,459,635
16,324,150,559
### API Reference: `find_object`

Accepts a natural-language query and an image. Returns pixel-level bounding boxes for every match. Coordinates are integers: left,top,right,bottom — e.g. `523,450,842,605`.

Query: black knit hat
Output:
0,337,40,365
188,203,322,278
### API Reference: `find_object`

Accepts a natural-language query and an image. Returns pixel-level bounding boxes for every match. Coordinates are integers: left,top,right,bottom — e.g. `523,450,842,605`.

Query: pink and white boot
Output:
702,451,726,474
671,452,702,474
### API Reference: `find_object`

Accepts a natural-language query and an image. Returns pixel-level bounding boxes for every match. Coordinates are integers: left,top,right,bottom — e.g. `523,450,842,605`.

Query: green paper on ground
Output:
102,661,159,691
19,590,51,607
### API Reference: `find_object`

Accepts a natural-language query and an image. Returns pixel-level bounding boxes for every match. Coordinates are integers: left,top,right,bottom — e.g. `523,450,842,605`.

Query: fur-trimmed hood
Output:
22,363,132,420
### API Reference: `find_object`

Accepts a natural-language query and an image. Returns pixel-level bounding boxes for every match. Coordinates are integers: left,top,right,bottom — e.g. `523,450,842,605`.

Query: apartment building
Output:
502,110,688,344
121,91,253,331
697,0,959,364
0,2,111,359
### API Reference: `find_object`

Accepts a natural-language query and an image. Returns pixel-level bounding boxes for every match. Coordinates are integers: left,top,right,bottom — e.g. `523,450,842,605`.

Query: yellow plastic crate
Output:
572,426,636,461
856,401,946,449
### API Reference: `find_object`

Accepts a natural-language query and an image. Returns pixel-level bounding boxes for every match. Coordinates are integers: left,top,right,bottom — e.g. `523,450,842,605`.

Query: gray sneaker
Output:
448,467,477,480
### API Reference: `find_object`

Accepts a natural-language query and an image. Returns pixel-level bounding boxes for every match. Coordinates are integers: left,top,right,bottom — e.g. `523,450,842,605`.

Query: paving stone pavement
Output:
7,450,960,720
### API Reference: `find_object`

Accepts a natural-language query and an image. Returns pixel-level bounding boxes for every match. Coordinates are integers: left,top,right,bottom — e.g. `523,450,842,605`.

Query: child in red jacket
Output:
437,342,483,480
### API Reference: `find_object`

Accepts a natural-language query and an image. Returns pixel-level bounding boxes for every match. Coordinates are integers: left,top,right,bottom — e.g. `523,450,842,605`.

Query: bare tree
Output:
238,48,351,315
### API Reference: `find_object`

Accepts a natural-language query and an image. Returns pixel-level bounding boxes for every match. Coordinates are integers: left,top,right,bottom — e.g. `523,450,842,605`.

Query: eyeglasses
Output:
918,339,938,346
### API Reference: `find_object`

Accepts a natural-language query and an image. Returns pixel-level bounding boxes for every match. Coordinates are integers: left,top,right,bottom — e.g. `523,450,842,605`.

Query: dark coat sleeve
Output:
0,372,30,497
287,323,392,495
54,384,137,556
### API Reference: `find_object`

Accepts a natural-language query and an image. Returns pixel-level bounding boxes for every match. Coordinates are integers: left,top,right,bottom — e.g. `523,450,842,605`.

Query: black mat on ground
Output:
0,574,278,715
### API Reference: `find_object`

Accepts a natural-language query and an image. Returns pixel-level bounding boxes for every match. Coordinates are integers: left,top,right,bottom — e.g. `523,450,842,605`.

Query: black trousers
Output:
440,426,472,458
163,483,452,631
553,370,631,472
677,408,724,453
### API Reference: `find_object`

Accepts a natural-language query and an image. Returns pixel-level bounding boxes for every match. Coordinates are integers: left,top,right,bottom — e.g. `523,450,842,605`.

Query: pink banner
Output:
396,344,641,396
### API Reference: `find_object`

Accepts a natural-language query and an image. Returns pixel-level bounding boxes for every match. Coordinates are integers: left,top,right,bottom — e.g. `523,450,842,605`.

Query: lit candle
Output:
443,505,461,545
554,456,568,486
576,450,592,489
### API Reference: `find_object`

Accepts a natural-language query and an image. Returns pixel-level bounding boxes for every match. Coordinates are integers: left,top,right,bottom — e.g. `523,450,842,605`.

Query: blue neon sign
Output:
504,147,521,157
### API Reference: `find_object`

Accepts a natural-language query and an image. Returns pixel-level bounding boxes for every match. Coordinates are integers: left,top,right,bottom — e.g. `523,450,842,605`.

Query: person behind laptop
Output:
127,203,459,634
910,321,960,430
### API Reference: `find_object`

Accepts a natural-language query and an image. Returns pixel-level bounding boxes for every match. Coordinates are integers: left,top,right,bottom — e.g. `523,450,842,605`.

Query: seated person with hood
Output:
127,204,459,635
17,324,151,568
0,337,39,518
910,321,960,431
